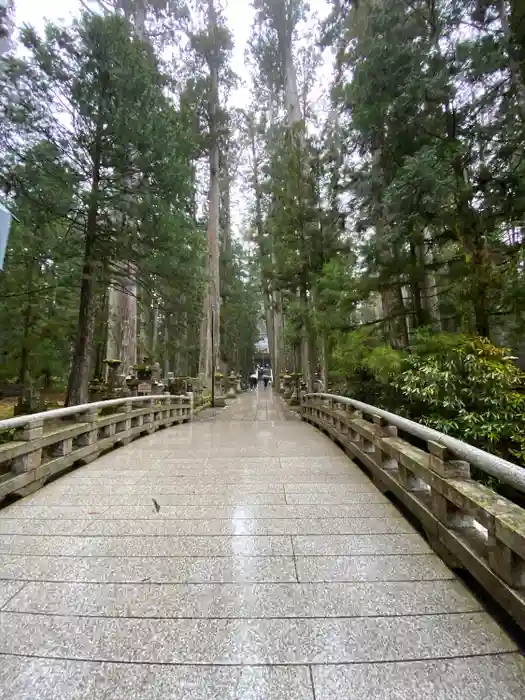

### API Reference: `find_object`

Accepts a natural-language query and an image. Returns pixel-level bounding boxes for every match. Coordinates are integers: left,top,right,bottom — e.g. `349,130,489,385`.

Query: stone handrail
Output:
302,392,525,630
0,394,192,502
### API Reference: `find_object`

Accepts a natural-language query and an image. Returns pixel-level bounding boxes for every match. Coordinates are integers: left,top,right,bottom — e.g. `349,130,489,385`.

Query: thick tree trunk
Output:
248,115,283,382
66,246,99,405
299,283,316,391
93,282,108,381
272,291,284,383
105,0,146,378
274,3,318,382
199,0,221,386
198,296,211,378
263,290,275,374
381,284,409,348
106,262,137,374
66,112,103,406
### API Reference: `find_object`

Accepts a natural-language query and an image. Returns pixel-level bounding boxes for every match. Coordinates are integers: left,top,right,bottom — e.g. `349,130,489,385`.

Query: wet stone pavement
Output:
0,389,524,698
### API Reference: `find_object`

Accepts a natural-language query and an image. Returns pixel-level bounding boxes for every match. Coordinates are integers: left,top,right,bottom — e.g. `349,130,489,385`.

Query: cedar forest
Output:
1,0,525,466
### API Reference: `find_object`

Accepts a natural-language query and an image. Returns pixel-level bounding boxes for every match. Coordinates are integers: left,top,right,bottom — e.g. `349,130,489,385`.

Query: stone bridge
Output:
0,390,523,698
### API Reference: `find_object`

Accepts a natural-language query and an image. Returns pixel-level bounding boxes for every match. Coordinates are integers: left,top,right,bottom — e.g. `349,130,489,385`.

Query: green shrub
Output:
393,331,525,463
331,326,525,466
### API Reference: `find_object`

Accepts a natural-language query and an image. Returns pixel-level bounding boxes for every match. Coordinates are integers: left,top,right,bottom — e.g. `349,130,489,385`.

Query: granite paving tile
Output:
293,534,433,556
59,471,148,482
284,483,384,493
0,611,515,664
205,458,282,468
6,580,482,618
0,535,87,556
0,656,103,700
0,655,30,699
0,656,314,700
59,483,287,495
0,506,107,519
97,503,398,519
82,517,414,537
0,519,92,536
22,494,141,506
99,663,314,700
0,554,298,583
296,554,455,582
286,492,391,504
312,654,525,700
0,580,26,608
77,535,293,557
132,493,287,506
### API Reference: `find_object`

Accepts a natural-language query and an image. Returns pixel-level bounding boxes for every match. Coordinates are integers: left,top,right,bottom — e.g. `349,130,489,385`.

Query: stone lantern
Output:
227,371,237,399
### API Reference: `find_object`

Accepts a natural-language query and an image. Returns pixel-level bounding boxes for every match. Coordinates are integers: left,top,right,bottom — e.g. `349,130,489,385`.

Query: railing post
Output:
51,434,73,458
300,393,306,420
372,415,398,470
116,400,132,443
488,534,525,589
76,407,99,446
147,397,156,431
428,441,473,528
346,409,363,445
12,420,43,474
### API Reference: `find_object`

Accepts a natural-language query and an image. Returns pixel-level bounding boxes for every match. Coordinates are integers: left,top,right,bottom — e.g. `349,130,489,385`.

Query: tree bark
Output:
248,115,283,382
199,0,221,385
66,237,100,405
66,110,103,406
105,0,145,376
18,256,35,387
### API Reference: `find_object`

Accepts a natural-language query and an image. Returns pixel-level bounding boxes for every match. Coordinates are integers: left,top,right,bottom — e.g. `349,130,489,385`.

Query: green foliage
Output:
0,142,81,385
394,332,525,462
0,11,205,399
333,329,525,465
325,0,525,346
331,328,402,382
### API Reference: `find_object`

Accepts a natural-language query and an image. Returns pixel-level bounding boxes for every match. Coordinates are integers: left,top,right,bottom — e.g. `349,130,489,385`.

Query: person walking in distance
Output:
249,371,258,391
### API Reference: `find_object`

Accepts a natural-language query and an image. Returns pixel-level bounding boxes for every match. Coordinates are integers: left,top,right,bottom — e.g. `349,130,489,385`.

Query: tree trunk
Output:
93,281,108,381
275,2,318,382
299,283,315,391
500,0,525,119
248,115,283,382
199,0,221,385
66,245,99,406
66,116,103,406
272,291,284,382
104,0,146,379
410,240,428,329
151,299,159,359
163,314,170,379
18,257,35,387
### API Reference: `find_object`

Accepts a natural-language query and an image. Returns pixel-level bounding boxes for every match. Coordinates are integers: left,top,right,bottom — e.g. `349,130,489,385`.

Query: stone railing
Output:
302,393,525,631
0,394,192,502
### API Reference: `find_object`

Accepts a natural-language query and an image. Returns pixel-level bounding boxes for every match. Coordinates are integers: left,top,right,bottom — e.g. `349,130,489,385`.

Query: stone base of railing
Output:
0,395,192,503
301,393,525,632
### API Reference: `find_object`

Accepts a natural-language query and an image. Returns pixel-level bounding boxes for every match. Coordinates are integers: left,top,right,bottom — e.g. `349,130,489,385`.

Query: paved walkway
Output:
0,390,524,699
